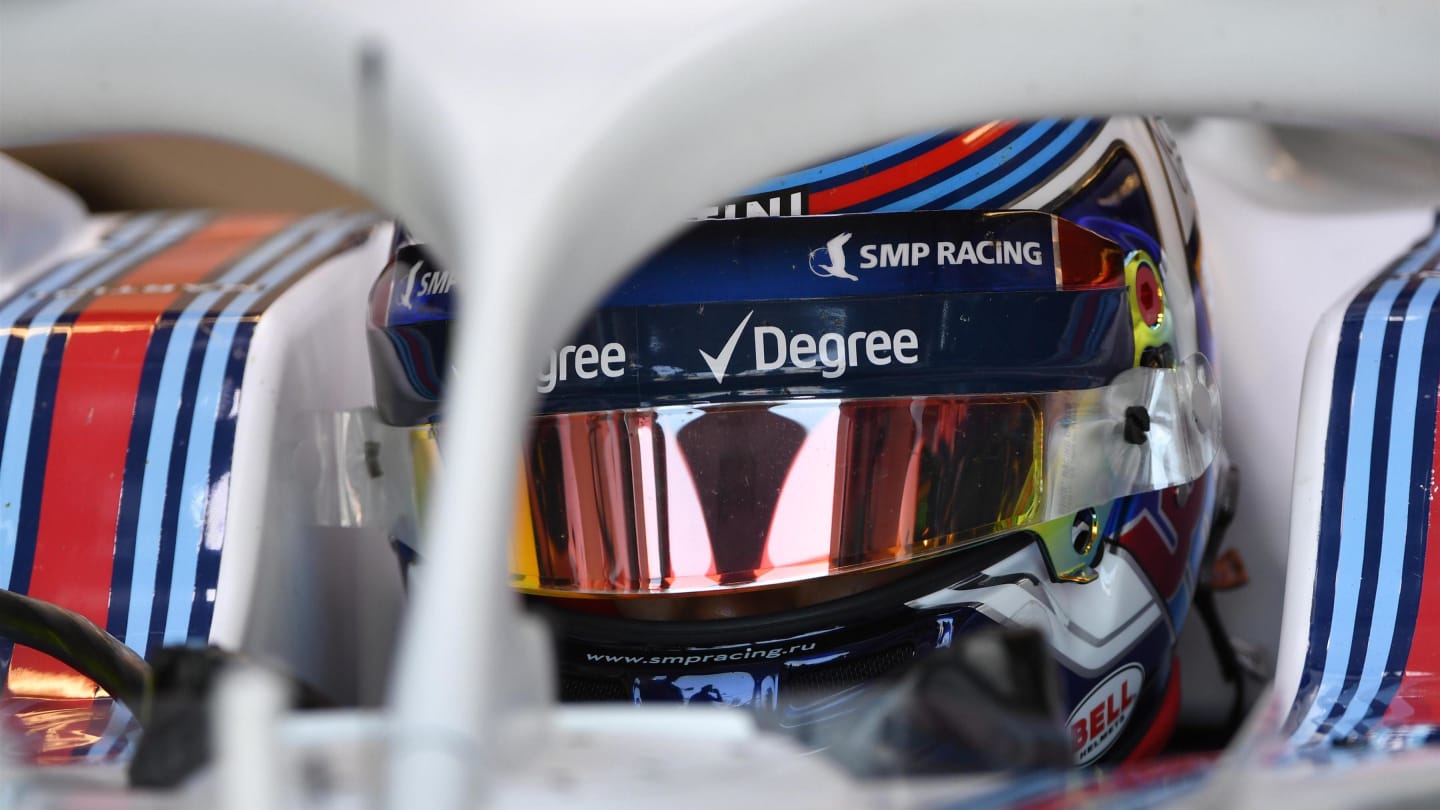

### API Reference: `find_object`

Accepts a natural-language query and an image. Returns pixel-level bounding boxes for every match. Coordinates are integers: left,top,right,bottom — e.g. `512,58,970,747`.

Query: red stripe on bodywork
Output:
1381,379,1440,726
7,216,292,708
808,121,1014,214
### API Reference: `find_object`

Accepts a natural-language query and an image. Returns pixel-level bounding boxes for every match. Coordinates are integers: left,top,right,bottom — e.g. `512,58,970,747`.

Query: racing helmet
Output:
367,116,1230,767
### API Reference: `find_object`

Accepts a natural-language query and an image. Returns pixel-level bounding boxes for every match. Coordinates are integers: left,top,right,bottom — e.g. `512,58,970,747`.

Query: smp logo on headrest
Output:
398,259,455,309
808,232,858,281
806,231,1047,282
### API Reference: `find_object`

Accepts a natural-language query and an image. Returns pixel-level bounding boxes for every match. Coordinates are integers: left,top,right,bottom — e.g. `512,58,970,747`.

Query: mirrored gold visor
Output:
512,358,1218,596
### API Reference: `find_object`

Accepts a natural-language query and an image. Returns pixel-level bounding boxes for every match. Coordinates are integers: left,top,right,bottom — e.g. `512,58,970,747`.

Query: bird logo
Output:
399,259,425,308
808,232,858,281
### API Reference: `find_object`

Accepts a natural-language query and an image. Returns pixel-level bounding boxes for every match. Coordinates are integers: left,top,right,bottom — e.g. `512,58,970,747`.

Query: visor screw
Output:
1124,406,1151,445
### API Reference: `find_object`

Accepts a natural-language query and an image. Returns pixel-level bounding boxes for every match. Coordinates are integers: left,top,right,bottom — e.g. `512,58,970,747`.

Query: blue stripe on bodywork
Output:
1361,273,1440,736
1316,277,1416,738
1328,277,1440,738
87,216,336,762
119,213,337,659
105,321,174,637
145,316,210,651
1291,276,1406,743
187,320,257,640
1288,286,1365,738
6,329,68,598
160,214,377,647
1289,225,1440,744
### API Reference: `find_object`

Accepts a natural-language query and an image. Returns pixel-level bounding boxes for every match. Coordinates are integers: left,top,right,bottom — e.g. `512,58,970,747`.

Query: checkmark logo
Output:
699,310,754,384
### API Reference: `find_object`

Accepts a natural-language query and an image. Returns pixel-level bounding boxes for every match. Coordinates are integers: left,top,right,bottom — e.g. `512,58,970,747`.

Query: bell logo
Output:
1068,663,1144,765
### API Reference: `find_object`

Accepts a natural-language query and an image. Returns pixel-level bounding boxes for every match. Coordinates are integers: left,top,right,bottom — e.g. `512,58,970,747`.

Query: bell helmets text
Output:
1068,663,1143,765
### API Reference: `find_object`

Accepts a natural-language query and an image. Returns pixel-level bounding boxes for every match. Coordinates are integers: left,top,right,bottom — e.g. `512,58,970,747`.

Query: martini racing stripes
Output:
30,214,288,761
739,129,945,196
0,213,205,595
24,216,295,683
0,214,158,587
810,122,1016,213
87,212,370,762
882,119,1098,213
112,211,348,661
163,211,380,650
725,119,1102,217
1287,224,1440,746
0,211,217,762
0,211,379,761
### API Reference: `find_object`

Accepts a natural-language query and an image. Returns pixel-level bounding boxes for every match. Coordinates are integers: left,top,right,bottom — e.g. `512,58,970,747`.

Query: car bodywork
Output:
0,3,1434,801
0,168,422,762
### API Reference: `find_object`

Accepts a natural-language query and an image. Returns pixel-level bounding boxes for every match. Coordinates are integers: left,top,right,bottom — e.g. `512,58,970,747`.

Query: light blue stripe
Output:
740,130,945,195
122,213,339,660
162,214,376,646
0,215,159,323
873,120,1059,213
1330,276,1440,740
1291,227,1440,745
1291,275,1407,744
0,214,205,590
945,118,1093,210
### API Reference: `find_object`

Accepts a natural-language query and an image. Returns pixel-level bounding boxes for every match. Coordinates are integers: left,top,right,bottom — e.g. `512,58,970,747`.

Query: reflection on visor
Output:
513,356,1218,596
